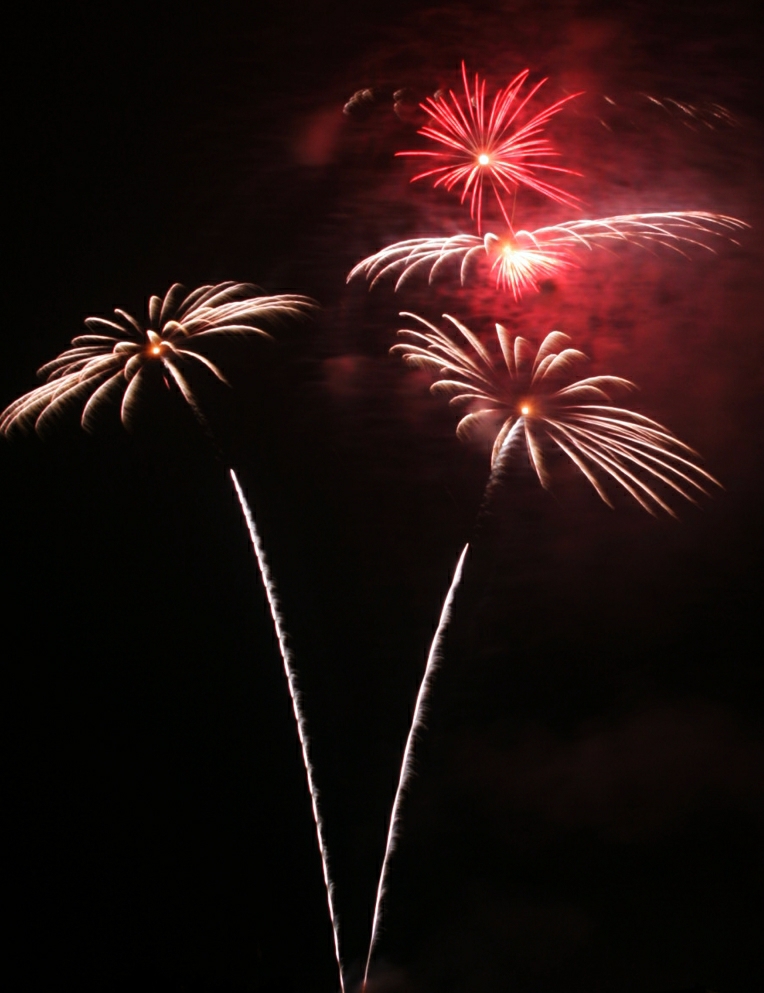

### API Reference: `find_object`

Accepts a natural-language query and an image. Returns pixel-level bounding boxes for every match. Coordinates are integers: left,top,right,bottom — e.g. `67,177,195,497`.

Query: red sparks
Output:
397,63,582,233
487,234,572,297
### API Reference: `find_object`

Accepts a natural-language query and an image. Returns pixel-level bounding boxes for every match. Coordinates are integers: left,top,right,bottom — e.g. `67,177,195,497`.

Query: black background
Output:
3,2,763,991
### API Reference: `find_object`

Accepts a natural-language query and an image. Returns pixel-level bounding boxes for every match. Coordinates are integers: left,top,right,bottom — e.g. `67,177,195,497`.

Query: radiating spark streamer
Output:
392,314,720,514
363,543,469,988
397,62,582,232
231,469,345,993
0,283,316,433
348,213,748,299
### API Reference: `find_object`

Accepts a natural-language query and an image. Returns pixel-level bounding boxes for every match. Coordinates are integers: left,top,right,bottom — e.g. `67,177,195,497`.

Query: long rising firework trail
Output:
363,543,470,988
230,469,345,993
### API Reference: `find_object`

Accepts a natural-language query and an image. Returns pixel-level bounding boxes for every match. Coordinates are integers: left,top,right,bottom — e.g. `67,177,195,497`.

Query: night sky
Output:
4,2,763,991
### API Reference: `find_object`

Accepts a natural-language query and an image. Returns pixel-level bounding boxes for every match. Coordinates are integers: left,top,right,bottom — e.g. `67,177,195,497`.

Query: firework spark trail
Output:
231,469,345,993
348,213,748,299
363,543,469,989
397,62,582,233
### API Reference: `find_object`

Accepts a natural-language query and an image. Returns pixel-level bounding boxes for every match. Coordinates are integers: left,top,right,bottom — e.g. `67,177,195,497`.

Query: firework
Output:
1,284,346,992
361,315,720,982
393,313,719,515
362,543,469,989
348,212,748,299
0,282,315,434
397,63,582,233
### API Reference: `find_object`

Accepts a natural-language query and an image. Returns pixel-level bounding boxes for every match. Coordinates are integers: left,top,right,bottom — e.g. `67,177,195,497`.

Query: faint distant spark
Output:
393,313,720,515
639,93,738,129
231,471,346,993
362,543,469,990
397,62,582,233
348,212,748,299
0,282,315,434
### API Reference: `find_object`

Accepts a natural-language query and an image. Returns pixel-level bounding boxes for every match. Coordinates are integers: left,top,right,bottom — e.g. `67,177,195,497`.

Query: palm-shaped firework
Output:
349,213,748,299
398,62,582,232
394,314,718,513
0,282,312,433
361,314,719,985
1,282,347,993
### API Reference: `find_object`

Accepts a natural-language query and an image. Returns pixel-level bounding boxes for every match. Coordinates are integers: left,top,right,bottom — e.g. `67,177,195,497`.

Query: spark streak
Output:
348,213,748,299
363,544,469,988
231,470,345,993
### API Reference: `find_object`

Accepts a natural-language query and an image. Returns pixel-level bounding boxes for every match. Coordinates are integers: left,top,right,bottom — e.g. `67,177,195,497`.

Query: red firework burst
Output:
397,63,582,233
